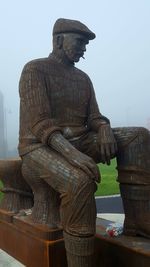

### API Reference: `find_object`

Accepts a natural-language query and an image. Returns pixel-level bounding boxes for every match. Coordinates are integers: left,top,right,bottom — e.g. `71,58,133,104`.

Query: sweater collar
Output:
49,52,75,67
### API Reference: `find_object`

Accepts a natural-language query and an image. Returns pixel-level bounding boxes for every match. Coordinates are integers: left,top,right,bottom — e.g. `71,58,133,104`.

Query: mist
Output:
0,0,150,156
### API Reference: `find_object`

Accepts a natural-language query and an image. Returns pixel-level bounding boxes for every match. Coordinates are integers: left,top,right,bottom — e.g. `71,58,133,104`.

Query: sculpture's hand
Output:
67,150,100,183
98,124,117,165
49,133,100,183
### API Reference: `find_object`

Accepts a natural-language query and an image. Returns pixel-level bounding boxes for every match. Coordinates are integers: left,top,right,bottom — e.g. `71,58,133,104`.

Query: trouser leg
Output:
61,176,96,267
22,146,97,266
60,174,96,267
22,161,61,227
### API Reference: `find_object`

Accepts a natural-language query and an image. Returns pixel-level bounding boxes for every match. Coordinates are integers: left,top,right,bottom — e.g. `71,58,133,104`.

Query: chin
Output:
68,56,80,64
74,57,81,62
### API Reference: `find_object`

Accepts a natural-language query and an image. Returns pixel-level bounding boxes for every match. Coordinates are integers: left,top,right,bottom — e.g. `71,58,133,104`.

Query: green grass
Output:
95,158,120,196
0,180,3,201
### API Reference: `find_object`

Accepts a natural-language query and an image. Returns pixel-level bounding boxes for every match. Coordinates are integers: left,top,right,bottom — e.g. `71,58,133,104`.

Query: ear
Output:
56,34,64,49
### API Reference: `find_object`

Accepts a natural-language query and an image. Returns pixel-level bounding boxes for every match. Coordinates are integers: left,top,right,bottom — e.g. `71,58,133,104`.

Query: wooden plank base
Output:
0,210,150,267
95,218,150,267
0,210,66,267
13,214,63,241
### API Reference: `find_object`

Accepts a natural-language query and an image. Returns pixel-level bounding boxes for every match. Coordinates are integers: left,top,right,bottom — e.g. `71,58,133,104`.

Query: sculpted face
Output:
62,33,89,63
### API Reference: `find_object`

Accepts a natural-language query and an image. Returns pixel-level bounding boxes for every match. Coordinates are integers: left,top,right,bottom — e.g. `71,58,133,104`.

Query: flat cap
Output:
53,18,96,40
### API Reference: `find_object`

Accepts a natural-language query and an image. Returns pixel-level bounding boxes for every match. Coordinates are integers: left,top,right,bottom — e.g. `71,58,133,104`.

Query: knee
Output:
69,170,97,197
130,127,150,145
137,127,149,140
113,126,149,146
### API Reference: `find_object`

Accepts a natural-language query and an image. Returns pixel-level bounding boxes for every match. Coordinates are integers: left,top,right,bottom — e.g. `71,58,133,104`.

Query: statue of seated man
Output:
18,18,150,267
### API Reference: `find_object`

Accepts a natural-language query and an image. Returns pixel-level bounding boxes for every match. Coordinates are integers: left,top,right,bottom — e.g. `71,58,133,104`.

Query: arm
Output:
19,65,62,144
87,79,117,165
49,133,100,182
87,79,109,130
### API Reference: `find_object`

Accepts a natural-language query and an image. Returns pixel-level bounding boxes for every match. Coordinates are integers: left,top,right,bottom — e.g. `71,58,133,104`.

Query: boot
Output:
120,183,150,238
63,231,95,267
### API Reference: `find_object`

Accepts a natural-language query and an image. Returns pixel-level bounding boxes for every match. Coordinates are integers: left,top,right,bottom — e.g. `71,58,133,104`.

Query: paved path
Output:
96,194,124,213
0,249,24,267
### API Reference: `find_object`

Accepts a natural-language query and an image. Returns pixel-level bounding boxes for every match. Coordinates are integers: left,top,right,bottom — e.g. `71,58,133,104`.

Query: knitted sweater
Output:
18,54,102,155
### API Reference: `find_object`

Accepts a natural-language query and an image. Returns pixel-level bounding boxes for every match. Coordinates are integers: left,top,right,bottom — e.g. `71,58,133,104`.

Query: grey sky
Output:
0,0,150,150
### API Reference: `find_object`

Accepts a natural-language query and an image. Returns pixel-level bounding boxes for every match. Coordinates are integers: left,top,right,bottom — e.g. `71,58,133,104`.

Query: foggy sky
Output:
0,0,150,150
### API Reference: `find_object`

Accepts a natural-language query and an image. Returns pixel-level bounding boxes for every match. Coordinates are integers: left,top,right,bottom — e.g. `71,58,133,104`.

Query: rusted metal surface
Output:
0,214,150,267
0,209,66,267
0,209,14,223
13,214,63,241
95,218,150,267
